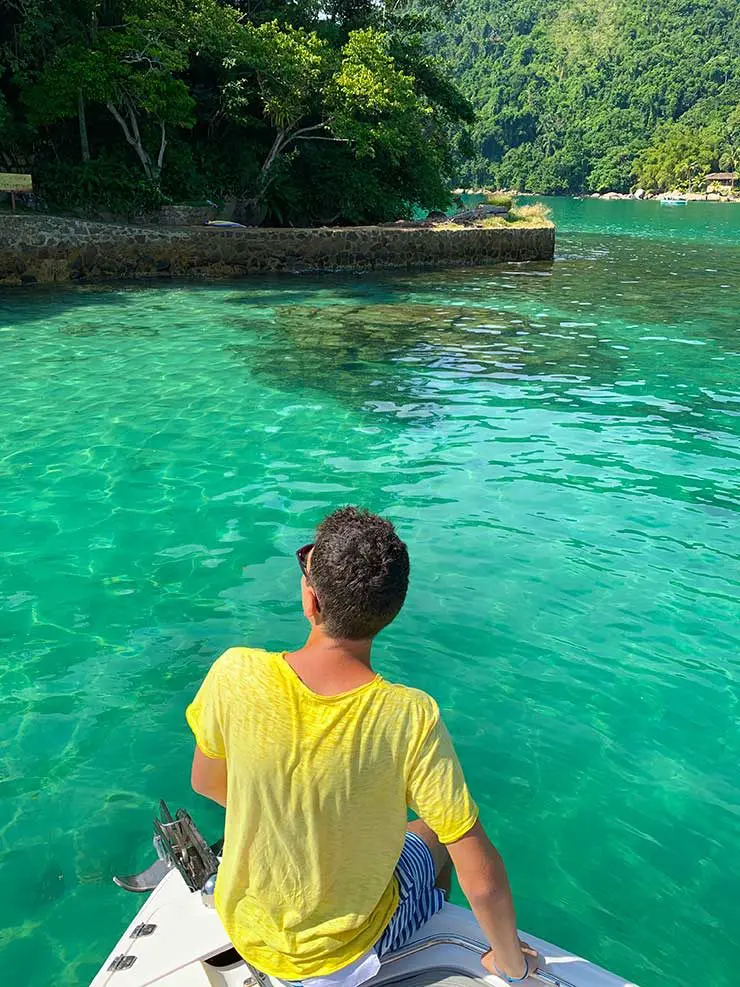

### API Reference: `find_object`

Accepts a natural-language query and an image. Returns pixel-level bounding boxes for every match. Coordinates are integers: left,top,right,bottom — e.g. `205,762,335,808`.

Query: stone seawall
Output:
0,215,555,286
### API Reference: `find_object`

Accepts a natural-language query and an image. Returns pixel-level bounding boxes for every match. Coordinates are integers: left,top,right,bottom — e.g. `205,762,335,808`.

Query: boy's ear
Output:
302,580,322,624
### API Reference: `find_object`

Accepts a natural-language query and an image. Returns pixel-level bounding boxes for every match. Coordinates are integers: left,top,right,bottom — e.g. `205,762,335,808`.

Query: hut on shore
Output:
703,171,737,190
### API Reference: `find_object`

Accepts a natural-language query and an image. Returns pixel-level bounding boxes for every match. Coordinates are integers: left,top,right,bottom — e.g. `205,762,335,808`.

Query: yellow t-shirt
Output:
185,648,478,980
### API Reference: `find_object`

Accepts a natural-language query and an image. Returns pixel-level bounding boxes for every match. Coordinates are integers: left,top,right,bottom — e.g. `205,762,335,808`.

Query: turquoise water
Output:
1,199,739,987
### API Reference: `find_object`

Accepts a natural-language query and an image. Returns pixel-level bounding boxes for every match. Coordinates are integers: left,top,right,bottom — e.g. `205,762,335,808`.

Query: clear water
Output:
1,199,739,987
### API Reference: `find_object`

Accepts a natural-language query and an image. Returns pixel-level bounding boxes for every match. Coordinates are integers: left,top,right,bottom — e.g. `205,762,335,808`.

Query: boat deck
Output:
91,867,637,987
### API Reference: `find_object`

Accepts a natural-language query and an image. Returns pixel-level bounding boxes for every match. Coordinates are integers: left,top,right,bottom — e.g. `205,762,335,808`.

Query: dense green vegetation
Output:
437,0,740,193
2,1,738,212
0,1,473,223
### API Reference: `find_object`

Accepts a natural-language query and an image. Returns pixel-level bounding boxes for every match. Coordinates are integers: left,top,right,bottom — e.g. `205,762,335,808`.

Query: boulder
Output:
451,204,509,225
633,188,645,199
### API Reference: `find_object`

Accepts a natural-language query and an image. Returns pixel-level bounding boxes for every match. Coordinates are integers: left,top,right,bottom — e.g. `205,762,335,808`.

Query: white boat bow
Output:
91,805,638,987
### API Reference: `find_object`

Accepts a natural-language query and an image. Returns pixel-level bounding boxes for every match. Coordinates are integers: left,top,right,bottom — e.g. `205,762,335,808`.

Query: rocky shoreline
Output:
453,187,739,203
584,190,738,202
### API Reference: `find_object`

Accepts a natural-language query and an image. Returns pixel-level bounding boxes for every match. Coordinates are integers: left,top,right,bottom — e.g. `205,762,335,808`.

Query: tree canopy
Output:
0,0,472,222
435,0,740,193
2,0,737,211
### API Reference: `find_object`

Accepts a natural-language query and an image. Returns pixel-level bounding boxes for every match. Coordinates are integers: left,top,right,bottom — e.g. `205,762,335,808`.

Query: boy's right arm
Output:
447,821,536,981
404,705,537,980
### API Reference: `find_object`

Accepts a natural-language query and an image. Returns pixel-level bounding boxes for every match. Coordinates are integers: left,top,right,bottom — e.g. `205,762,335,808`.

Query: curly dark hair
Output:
309,507,410,641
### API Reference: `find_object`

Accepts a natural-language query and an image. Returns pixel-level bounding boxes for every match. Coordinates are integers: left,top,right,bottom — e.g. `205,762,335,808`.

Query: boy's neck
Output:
303,626,374,667
285,628,376,695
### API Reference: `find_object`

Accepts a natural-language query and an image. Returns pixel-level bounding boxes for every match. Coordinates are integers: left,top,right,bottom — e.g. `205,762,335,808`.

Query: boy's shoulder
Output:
380,678,440,725
210,646,279,681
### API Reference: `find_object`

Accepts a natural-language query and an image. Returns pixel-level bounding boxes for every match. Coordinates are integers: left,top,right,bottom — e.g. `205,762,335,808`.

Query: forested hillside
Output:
437,0,740,193
0,1,471,223
2,1,738,213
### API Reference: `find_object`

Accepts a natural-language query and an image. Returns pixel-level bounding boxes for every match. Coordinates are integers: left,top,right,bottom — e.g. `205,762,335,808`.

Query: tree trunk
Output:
126,99,156,181
156,121,167,172
259,128,287,187
78,91,91,163
233,120,335,224
106,100,155,181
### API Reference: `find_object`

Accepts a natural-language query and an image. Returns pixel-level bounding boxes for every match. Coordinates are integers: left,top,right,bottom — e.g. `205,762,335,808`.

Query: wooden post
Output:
11,189,16,212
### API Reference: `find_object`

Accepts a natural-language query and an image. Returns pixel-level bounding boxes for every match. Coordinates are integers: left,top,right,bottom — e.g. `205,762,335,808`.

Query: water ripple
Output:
1,217,739,987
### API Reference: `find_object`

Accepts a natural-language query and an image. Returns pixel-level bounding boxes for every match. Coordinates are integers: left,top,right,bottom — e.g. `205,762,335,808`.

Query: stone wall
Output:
0,214,555,286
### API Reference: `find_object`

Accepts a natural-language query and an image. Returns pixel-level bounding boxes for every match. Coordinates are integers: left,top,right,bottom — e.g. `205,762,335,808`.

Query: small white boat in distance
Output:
90,804,639,987
659,193,688,205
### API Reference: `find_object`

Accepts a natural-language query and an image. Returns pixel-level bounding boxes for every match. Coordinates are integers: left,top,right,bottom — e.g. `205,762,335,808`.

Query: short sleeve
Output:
185,654,229,759
406,713,479,844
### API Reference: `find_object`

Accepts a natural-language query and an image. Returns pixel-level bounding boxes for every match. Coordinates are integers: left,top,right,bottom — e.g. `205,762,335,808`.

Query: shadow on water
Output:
221,293,623,417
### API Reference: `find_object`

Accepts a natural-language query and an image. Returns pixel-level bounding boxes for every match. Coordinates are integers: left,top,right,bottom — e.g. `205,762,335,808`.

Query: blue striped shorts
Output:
376,830,445,956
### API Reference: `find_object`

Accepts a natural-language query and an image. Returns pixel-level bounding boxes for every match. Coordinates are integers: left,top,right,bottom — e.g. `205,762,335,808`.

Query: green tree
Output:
220,18,463,220
24,2,197,182
221,20,334,215
633,123,715,191
0,0,472,222
718,105,740,176
329,28,427,159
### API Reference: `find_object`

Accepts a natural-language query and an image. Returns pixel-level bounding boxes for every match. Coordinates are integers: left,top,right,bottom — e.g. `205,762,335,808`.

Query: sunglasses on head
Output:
296,543,314,578
296,542,320,609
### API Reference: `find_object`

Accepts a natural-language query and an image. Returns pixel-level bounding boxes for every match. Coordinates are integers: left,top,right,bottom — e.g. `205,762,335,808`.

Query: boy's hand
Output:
481,940,543,981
